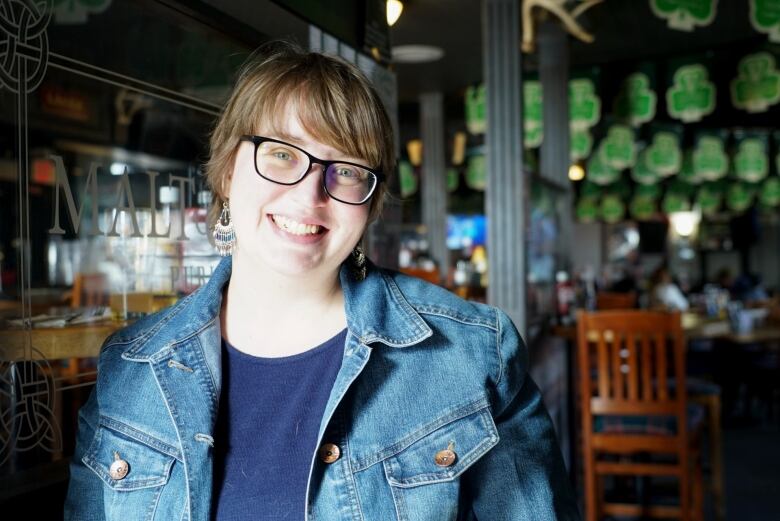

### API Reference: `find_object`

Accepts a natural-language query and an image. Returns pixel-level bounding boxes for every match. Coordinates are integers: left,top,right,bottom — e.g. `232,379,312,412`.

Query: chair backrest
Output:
577,310,687,437
596,291,637,310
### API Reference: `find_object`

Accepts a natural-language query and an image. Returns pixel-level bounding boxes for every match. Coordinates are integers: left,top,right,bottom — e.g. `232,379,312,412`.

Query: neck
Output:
220,254,346,355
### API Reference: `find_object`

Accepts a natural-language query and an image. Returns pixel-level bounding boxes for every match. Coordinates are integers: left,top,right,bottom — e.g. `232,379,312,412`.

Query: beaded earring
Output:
213,200,236,256
350,245,367,281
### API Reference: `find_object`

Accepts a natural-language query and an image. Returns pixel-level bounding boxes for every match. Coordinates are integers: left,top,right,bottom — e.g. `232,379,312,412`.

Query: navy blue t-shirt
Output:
212,329,346,520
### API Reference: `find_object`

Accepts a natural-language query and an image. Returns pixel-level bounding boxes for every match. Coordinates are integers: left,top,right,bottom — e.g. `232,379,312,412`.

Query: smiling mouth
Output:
270,214,326,236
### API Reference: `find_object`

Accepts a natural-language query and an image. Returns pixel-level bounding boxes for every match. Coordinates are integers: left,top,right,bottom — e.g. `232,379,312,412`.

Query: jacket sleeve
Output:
465,308,580,521
63,384,105,520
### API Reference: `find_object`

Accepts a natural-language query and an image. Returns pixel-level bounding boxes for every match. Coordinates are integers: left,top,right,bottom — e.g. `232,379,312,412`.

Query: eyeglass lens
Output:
256,141,376,203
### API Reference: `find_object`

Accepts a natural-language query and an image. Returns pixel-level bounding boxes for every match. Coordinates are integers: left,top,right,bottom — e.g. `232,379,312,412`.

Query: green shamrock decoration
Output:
447,168,459,193
580,181,602,199
759,176,780,206
645,132,682,176
630,195,657,220
576,197,600,223
53,0,112,23
399,161,417,198
601,195,626,223
662,192,690,213
524,81,543,148
750,0,780,43
734,138,769,183
693,136,729,180
731,52,780,113
650,0,717,31
600,125,637,169
632,149,660,185
726,182,755,212
587,149,620,185
636,183,662,199
696,184,722,217
667,64,717,122
614,73,657,127
569,79,601,131
466,155,487,190
465,84,486,135
679,150,703,184
570,128,594,161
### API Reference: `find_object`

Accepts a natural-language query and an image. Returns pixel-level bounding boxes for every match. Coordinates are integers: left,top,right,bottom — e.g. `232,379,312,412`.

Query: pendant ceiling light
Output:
387,0,403,27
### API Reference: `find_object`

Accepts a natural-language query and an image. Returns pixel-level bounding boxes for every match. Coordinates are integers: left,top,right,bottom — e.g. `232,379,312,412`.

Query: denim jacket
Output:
65,257,579,520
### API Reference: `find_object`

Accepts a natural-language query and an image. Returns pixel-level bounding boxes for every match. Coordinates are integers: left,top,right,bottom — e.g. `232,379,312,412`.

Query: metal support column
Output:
483,0,525,332
539,22,573,269
420,92,448,279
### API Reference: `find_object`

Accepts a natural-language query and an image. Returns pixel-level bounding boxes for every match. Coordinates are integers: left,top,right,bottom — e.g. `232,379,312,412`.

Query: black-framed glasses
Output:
239,135,385,205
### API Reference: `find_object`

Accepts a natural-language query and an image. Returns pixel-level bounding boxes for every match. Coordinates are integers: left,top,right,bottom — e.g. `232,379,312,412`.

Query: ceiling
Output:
389,0,765,103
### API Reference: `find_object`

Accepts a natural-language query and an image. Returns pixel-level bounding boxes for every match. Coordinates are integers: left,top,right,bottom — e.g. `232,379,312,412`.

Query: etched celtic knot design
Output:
0,0,51,94
0,349,63,467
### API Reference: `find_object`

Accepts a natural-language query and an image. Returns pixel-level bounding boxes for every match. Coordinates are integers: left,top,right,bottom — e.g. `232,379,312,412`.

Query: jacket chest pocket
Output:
83,419,178,520
382,405,499,521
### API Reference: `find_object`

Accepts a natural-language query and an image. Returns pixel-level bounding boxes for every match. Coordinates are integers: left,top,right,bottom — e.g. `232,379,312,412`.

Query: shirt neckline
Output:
221,328,347,365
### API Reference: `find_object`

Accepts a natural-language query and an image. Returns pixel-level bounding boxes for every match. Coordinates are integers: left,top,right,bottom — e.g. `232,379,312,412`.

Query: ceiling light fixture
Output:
387,0,403,27
391,44,445,64
568,163,585,181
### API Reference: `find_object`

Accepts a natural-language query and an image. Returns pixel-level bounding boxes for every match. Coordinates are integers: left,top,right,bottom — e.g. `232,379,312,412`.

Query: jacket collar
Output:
122,256,431,361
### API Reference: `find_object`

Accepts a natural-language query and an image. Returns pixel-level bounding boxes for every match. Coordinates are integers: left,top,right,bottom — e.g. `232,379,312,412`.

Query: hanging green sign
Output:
726,182,755,211
466,154,487,190
576,197,600,223
601,195,626,223
650,0,717,31
734,138,769,183
696,184,722,216
693,135,729,180
731,52,780,113
569,78,601,130
679,150,703,184
587,150,620,185
630,195,656,220
759,176,780,206
524,80,543,148
614,72,657,127
447,167,459,193
750,0,780,43
399,160,417,198
636,182,662,199
667,64,717,122
663,192,691,213
646,131,682,176
632,149,660,185
600,124,637,169
465,84,486,135
570,127,594,161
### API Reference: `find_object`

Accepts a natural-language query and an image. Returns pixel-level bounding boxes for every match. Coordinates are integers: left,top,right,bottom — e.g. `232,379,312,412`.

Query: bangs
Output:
245,67,386,172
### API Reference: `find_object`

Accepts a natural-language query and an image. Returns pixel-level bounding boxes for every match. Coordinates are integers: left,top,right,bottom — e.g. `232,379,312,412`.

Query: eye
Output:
336,166,359,178
273,150,293,161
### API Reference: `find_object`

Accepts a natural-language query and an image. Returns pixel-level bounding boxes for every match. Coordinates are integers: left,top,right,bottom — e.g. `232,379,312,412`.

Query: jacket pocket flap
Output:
383,406,499,488
83,422,175,491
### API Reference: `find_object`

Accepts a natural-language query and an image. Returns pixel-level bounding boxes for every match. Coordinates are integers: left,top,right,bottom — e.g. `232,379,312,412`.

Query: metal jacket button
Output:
434,442,457,467
319,443,340,464
109,451,129,480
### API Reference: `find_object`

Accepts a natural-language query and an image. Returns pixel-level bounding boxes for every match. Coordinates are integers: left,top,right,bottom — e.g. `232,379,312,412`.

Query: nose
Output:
291,163,329,206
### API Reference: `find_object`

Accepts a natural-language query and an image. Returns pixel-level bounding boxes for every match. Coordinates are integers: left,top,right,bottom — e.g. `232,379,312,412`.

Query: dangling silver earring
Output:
350,245,367,281
213,200,236,256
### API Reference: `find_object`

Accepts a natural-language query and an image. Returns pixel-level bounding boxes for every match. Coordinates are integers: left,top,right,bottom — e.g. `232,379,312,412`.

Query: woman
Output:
65,43,577,520
649,264,689,312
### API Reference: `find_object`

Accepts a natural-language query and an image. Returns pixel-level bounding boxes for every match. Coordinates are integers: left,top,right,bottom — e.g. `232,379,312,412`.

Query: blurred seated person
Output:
649,264,689,311
732,272,769,304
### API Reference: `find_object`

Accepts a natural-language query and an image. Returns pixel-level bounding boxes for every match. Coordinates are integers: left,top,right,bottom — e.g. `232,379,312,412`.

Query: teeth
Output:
272,215,322,236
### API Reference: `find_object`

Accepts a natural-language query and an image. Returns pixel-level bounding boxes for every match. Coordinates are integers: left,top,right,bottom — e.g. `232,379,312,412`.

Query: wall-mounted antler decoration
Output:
521,0,603,53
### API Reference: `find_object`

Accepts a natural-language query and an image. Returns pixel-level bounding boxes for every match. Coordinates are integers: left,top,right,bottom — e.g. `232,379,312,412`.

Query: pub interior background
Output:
1,0,779,519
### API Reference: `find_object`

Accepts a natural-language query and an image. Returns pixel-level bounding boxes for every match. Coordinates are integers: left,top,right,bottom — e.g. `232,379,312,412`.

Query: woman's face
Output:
226,106,370,281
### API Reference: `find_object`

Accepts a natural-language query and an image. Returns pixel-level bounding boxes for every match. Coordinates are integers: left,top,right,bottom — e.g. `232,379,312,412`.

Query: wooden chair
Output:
577,310,703,521
596,291,637,310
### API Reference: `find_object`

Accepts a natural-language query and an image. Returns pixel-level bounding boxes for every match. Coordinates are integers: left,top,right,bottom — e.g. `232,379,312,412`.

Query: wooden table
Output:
0,322,126,361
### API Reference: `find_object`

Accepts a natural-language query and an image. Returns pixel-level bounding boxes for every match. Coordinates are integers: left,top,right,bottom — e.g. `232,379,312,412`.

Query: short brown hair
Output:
205,41,395,228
